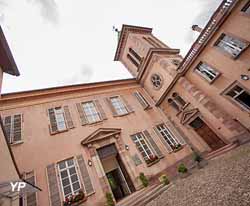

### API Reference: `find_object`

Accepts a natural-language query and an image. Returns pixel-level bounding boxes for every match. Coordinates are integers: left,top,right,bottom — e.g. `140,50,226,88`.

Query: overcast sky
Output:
0,0,221,93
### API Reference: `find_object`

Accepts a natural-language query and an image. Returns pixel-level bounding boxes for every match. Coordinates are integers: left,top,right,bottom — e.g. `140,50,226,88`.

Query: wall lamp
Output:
88,160,92,167
241,74,250,81
125,144,129,150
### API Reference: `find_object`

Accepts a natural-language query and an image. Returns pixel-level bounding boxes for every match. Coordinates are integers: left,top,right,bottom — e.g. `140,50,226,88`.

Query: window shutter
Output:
4,116,12,143
143,130,164,158
13,114,22,142
25,173,37,206
120,95,133,113
134,91,150,109
46,164,61,206
165,121,186,145
105,97,118,116
48,109,58,134
63,106,74,129
76,155,95,196
76,103,88,125
153,126,173,153
94,100,107,120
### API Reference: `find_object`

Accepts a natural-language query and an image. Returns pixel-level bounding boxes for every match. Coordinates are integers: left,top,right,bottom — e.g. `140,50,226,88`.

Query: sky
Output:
0,0,221,93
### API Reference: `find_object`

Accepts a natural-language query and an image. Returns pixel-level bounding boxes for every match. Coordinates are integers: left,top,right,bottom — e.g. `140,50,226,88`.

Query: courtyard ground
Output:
146,142,250,206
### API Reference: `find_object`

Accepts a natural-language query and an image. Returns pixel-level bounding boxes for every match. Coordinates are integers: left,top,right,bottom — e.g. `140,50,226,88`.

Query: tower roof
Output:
114,24,152,61
0,26,20,76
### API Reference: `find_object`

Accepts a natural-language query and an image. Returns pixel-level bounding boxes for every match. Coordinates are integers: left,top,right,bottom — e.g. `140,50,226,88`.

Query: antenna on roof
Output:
113,26,121,41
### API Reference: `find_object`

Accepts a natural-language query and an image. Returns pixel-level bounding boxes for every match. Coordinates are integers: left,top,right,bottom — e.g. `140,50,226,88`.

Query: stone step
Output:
117,184,171,206
136,184,172,206
116,184,159,206
205,141,239,160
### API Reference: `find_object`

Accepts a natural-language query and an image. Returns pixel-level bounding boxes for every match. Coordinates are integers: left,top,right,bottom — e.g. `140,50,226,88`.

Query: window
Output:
172,92,186,107
58,158,81,199
151,74,162,89
127,53,140,68
168,93,187,112
168,98,180,111
48,106,74,134
129,48,142,62
110,96,128,115
225,84,250,110
133,91,150,109
3,114,22,144
216,34,247,58
242,1,250,14
54,107,67,131
156,124,180,150
82,101,100,123
195,62,220,82
131,133,154,163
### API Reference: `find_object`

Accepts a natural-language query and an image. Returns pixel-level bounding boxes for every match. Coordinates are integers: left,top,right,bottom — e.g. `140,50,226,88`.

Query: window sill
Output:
50,129,69,135
87,121,104,127
144,106,153,111
10,140,24,146
172,146,184,153
113,111,134,118
146,158,160,167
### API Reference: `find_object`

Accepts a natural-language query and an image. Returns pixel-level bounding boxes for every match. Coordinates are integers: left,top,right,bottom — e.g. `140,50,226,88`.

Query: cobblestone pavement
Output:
146,143,250,206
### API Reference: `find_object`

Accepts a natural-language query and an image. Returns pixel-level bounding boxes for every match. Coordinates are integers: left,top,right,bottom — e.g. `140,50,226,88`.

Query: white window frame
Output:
54,107,67,131
110,96,128,115
156,124,179,149
82,101,101,123
195,62,220,83
58,158,82,199
131,133,154,162
216,34,247,58
225,84,250,110
3,114,23,144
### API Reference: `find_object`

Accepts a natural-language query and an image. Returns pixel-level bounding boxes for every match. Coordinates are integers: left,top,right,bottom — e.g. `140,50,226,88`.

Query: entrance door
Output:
97,144,135,201
189,117,226,150
106,168,128,201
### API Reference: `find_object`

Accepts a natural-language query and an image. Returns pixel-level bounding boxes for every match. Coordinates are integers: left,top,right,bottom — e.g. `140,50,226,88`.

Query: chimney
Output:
192,25,203,33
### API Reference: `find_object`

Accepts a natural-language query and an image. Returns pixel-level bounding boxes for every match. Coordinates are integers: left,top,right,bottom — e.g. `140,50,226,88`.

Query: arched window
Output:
151,74,162,89
168,98,180,111
172,92,186,107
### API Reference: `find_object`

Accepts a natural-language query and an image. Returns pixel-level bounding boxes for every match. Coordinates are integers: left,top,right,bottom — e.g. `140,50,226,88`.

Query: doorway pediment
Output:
81,128,121,145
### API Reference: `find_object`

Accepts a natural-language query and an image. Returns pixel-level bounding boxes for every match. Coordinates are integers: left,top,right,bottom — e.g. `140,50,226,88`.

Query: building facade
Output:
0,26,22,206
0,0,249,206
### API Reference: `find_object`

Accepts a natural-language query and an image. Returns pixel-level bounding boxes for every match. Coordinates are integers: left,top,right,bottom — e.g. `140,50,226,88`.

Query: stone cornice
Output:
137,48,180,82
0,78,137,103
114,24,152,61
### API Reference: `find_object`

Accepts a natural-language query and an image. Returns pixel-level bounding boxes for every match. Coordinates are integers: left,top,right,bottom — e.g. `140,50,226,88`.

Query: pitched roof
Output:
0,26,19,76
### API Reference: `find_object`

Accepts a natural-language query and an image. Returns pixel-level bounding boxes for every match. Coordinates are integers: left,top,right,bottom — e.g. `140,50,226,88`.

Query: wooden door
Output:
190,117,226,150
